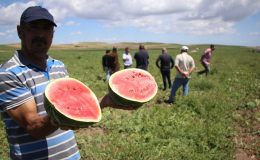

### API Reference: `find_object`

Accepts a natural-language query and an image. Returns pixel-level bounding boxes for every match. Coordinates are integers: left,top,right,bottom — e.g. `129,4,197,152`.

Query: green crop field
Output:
0,44,259,160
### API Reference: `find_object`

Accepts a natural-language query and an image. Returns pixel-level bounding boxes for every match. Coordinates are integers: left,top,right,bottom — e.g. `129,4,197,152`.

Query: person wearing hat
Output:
156,48,174,90
164,46,195,104
197,44,215,76
0,6,136,159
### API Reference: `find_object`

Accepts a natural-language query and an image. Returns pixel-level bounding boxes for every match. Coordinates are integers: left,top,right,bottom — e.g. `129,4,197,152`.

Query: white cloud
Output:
187,0,260,21
0,29,16,37
0,0,259,36
106,15,235,35
0,32,6,36
70,31,82,35
118,0,200,16
41,0,260,35
65,21,80,26
0,1,37,25
249,32,260,36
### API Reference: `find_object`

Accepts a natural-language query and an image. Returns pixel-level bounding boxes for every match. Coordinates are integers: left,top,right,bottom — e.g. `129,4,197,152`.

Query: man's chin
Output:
30,48,48,57
32,44,49,53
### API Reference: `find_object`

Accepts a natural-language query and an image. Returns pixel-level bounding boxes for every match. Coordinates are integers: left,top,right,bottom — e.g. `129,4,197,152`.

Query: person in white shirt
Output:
165,46,195,104
122,47,133,69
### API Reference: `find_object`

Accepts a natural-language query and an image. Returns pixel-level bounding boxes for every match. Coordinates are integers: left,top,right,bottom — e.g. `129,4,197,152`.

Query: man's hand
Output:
182,71,189,78
50,118,83,130
7,99,59,139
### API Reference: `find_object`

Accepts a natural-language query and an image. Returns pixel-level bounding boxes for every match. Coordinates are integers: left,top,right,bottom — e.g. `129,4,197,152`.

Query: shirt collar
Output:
13,50,54,69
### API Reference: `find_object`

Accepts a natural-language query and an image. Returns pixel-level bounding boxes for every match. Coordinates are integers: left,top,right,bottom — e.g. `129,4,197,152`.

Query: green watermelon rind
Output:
44,95,95,127
108,85,143,107
108,68,158,107
44,78,101,127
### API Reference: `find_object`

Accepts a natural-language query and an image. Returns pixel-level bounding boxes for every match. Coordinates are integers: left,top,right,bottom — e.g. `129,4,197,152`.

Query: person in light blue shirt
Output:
0,6,135,160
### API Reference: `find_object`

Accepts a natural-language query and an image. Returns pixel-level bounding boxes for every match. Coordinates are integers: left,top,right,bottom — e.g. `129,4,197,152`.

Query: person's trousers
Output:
104,67,111,81
160,69,171,90
124,65,132,69
168,78,190,101
197,62,210,76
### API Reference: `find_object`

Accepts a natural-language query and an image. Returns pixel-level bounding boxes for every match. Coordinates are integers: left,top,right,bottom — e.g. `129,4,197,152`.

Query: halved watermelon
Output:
108,68,158,107
44,77,101,127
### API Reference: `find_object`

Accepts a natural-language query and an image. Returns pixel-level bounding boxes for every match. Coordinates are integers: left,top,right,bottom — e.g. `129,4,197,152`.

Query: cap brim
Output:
23,16,57,26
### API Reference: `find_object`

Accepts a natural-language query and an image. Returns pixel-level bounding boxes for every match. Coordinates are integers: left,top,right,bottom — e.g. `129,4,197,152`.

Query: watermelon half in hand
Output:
108,68,158,107
44,77,101,127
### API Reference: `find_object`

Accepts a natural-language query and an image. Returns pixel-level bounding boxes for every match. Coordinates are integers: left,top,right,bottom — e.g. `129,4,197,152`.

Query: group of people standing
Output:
102,44,215,104
0,6,215,159
159,44,215,104
102,44,149,81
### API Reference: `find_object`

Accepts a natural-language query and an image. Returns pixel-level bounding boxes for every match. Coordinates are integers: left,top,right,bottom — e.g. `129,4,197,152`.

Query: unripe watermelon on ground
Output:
108,68,158,107
44,78,101,127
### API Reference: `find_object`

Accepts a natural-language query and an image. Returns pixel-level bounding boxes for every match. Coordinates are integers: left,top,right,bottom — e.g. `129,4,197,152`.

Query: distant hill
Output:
7,42,182,50
7,42,259,52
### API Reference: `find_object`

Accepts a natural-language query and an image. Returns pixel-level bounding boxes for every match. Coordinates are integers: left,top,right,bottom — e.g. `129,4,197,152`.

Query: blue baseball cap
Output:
20,6,57,26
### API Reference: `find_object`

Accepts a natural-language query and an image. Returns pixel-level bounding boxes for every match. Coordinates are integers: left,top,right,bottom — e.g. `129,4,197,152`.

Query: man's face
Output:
18,20,54,58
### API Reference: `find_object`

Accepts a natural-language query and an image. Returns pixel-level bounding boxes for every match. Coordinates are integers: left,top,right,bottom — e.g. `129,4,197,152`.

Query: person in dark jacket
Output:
102,47,120,81
102,49,113,81
156,48,174,90
110,47,120,73
134,44,149,70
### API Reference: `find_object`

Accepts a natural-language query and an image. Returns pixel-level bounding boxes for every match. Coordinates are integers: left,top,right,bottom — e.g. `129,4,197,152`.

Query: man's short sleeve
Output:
190,56,195,68
174,55,180,67
0,70,33,111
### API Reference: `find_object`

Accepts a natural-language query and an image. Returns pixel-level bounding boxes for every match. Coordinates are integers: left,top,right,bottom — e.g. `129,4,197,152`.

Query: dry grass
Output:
8,42,180,50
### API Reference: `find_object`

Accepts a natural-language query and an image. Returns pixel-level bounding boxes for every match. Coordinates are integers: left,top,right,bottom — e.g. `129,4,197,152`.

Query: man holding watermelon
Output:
0,6,132,160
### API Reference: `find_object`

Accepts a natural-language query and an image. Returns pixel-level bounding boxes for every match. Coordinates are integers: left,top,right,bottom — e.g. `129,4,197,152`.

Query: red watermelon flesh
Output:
45,78,101,126
109,68,158,106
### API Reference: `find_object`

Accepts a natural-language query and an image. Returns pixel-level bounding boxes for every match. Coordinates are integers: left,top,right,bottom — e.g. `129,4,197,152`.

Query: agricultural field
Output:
0,43,259,160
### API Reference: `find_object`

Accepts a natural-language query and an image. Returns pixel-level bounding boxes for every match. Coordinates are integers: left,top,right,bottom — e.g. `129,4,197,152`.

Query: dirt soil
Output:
234,107,260,160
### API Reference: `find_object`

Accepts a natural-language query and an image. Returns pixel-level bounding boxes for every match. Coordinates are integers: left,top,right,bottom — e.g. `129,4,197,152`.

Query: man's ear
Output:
17,25,22,39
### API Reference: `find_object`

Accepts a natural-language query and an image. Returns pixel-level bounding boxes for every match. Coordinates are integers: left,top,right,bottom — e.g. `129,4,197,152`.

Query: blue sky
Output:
0,0,260,46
